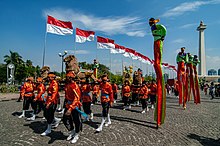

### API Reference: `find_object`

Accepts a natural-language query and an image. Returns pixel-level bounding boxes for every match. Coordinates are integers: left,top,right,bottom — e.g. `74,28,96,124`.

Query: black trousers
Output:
123,96,131,106
114,92,118,100
92,94,98,104
150,94,156,104
44,103,57,124
140,98,147,110
33,100,45,114
63,108,82,133
132,93,138,103
101,102,110,117
23,96,35,110
82,102,92,115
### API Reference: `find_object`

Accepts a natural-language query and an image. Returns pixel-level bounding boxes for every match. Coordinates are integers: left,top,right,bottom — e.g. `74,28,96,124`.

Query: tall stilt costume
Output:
93,59,99,79
149,18,166,126
41,72,60,136
176,47,188,108
96,75,114,132
63,72,82,143
193,55,201,104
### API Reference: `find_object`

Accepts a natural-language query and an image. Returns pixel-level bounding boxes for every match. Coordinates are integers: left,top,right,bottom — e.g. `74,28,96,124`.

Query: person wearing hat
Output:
96,74,114,132
122,80,131,110
176,47,188,108
41,72,61,136
149,17,167,127
139,81,149,113
62,71,82,143
19,77,35,119
81,78,93,122
27,77,46,121
92,81,100,104
192,55,201,104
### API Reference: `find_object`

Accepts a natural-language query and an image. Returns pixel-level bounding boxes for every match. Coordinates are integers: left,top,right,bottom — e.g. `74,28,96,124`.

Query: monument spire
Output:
197,21,207,76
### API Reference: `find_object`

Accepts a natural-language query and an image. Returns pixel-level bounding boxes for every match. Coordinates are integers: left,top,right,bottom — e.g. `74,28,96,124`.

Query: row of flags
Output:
46,15,177,71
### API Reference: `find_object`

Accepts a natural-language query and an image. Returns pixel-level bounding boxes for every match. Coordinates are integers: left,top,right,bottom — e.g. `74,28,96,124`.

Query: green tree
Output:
0,64,7,83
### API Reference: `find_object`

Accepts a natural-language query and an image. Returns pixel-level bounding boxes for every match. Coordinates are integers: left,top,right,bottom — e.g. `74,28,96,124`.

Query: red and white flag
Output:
75,28,95,43
123,48,138,60
46,15,73,35
97,36,115,49
110,44,126,54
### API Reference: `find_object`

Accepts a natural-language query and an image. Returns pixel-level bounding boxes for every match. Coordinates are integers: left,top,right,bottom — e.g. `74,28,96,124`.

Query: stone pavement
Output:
0,92,219,146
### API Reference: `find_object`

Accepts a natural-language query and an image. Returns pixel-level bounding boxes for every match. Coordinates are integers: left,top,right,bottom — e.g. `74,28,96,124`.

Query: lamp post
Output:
58,50,68,79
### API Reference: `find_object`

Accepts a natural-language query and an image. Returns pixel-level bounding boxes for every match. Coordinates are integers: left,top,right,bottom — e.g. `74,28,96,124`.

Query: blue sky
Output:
0,0,220,75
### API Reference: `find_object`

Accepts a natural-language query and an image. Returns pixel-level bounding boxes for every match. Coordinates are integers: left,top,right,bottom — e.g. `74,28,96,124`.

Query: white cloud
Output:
162,0,220,17
179,23,198,29
43,8,146,37
67,49,90,55
172,39,185,44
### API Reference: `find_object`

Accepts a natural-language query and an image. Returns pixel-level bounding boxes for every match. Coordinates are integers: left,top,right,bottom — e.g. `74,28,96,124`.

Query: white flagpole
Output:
42,31,47,67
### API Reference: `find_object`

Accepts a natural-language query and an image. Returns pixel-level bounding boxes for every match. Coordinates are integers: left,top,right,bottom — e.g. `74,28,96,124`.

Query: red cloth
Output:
100,82,113,103
34,83,46,101
139,85,149,99
46,80,59,105
122,85,131,97
20,82,35,98
81,84,92,102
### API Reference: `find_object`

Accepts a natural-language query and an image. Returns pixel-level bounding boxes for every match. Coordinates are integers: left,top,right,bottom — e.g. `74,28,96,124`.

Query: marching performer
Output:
96,74,114,132
63,72,82,144
27,77,46,121
19,77,35,119
139,81,149,113
122,80,131,110
92,81,100,104
81,79,93,121
41,72,61,136
112,81,118,103
176,47,188,109
193,55,201,104
149,17,167,127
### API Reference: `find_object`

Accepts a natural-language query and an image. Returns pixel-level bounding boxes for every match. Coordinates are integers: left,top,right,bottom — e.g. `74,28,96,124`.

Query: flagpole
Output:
109,51,112,81
74,29,77,56
42,32,47,67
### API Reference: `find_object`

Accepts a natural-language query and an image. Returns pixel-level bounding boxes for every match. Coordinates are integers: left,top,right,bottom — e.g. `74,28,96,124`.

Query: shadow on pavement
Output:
12,110,33,117
83,121,100,129
187,133,220,146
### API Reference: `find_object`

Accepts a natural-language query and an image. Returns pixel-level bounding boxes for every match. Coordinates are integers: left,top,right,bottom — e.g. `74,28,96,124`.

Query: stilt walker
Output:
193,55,201,104
63,72,82,144
41,72,61,136
176,47,188,109
186,53,195,101
149,18,167,127
96,74,114,132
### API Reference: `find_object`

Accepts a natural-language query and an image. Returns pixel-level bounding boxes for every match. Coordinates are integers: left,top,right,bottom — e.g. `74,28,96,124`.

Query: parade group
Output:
16,18,201,144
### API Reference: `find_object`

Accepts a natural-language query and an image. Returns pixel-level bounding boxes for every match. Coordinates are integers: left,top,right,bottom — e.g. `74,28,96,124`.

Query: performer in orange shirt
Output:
41,72,61,136
63,72,82,144
112,81,118,103
122,80,131,110
81,79,93,121
139,81,149,113
96,74,114,132
92,81,100,104
19,77,35,119
149,79,157,109
27,77,46,121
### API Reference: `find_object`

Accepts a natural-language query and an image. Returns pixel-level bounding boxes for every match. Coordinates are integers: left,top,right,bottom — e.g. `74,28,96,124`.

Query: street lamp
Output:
58,50,68,79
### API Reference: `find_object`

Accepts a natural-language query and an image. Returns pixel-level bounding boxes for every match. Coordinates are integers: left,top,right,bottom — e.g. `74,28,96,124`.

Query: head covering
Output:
149,18,160,23
66,72,75,78
48,72,56,78
27,77,34,82
101,75,108,81
36,77,43,82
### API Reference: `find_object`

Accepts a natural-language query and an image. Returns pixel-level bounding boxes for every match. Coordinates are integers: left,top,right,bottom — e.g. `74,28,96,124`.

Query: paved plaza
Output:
0,92,219,146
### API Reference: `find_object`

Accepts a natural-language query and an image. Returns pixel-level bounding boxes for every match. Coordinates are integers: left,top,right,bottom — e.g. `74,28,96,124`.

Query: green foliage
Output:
0,84,19,93
0,64,7,83
110,74,123,85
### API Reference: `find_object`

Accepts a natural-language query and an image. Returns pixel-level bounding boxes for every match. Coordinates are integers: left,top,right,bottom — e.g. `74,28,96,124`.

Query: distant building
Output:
208,69,217,75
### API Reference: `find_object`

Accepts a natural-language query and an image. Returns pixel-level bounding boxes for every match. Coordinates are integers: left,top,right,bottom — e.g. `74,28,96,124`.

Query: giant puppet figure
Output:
149,18,166,127
93,59,99,79
193,55,201,104
176,47,188,109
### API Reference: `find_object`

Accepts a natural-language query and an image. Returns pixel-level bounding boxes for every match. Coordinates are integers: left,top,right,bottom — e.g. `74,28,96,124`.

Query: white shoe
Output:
27,115,36,121
114,100,116,103
96,117,106,132
105,121,111,127
18,114,25,118
90,113,94,120
67,130,75,141
128,105,131,109
96,126,102,132
146,107,149,112
71,133,79,144
151,105,154,109
42,117,46,120
41,124,51,136
58,109,64,114
18,110,25,118
52,117,61,128
141,110,146,114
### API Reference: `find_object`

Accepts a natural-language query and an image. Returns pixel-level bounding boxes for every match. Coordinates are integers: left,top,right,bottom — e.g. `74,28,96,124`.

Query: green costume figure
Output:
92,59,99,79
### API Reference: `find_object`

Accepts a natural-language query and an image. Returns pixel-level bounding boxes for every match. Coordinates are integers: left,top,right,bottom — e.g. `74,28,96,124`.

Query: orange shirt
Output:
21,82,35,98
35,83,46,101
92,85,100,96
46,80,59,105
100,82,113,103
112,84,118,93
139,85,149,99
150,83,157,95
122,85,131,97
131,85,140,94
65,82,82,111
81,84,92,102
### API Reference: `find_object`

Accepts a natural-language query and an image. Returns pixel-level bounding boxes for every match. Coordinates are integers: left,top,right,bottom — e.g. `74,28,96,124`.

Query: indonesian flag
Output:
110,44,126,54
97,36,115,49
75,28,95,43
162,62,169,68
123,48,138,60
168,65,177,72
46,15,73,35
